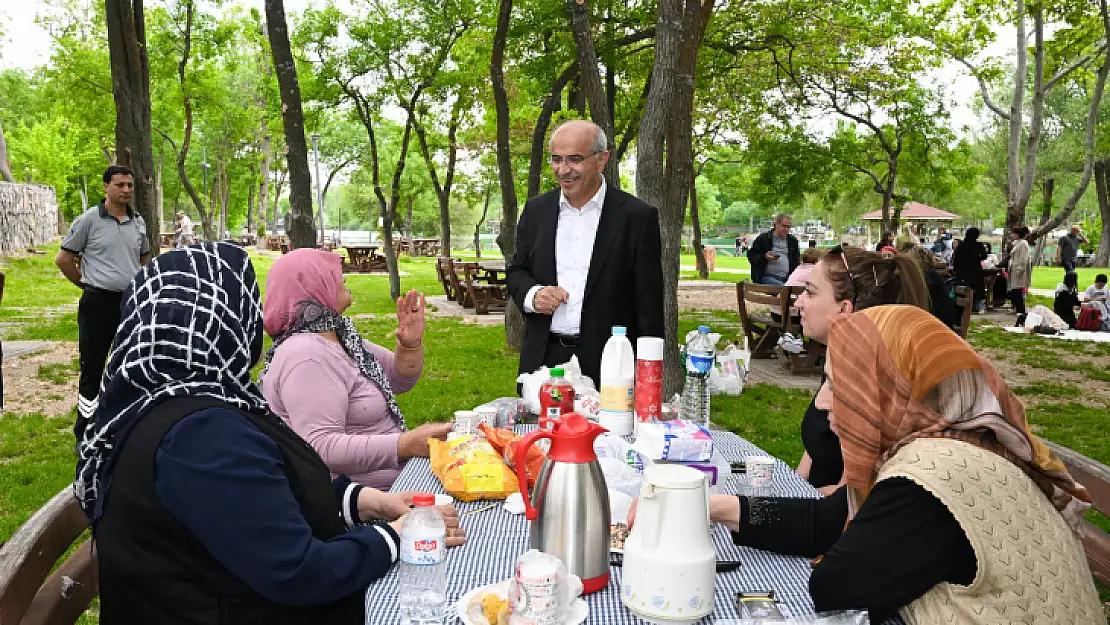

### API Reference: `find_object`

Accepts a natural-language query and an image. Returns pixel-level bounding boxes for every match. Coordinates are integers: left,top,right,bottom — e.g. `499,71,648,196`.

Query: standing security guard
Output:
55,165,151,438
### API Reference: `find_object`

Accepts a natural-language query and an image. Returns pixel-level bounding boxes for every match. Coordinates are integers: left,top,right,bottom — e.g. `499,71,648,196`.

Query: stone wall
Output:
0,182,58,253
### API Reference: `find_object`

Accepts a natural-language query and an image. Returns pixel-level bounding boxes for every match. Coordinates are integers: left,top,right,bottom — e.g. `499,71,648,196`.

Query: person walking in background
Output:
735,234,742,256
1005,226,1033,320
173,211,194,248
506,120,664,388
747,213,800,286
1056,224,1088,276
952,227,988,312
55,165,151,438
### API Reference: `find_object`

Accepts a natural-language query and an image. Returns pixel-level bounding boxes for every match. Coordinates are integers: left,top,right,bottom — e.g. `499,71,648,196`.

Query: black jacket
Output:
747,229,800,283
506,187,665,387
95,396,366,625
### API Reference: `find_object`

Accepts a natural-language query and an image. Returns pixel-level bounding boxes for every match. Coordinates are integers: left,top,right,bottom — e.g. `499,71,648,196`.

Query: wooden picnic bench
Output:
736,282,804,360
984,267,1007,311
953,285,974,339
0,489,98,625
436,257,458,301
392,237,441,258
1043,441,1110,587
343,245,387,273
466,262,507,314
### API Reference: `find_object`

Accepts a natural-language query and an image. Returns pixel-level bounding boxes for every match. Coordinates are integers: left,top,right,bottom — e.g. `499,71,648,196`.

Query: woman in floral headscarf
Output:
641,306,1101,623
261,248,451,490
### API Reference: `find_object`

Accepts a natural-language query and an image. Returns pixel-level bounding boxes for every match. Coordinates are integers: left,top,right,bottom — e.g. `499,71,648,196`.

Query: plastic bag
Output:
597,457,643,499
516,355,597,415
478,423,546,488
429,434,520,501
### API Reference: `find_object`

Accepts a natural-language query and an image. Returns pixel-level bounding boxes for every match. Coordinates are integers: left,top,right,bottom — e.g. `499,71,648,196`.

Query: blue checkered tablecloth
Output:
365,427,892,624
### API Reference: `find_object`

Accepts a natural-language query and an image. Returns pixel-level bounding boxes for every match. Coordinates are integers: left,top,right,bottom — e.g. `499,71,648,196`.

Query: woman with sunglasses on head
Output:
791,245,929,494
674,307,1100,623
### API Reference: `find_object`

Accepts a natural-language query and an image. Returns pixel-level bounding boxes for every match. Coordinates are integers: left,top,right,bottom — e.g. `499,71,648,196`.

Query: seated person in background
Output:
78,243,467,624
644,306,1101,623
770,247,824,322
879,245,898,259
1055,273,1081,329
261,249,452,491
1081,273,1110,329
901,243,957,330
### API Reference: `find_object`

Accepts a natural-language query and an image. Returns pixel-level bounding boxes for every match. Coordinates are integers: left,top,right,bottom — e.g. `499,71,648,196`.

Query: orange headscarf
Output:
826,305,1090,530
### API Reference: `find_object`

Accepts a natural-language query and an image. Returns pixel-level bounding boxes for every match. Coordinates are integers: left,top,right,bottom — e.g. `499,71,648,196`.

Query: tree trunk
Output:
155,149,164,232
0,119,14,183
475,183,491,259
414,101,461,255
691,173,707,278
406,195,416,257
246,162,256,233
528,64,579,199
265,0,315,250
1095,162,1110,266
639,0,715,397
881,174,896,236
166,1,214,241
1033,177,1054,266
272,170,285,231
492,0,524,352
105,0,158,253
219,158,230,238
257,131,271,241
565,0,619,187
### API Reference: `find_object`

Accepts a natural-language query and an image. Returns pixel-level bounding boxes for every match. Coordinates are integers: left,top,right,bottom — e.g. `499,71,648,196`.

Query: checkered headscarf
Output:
74,243,269,520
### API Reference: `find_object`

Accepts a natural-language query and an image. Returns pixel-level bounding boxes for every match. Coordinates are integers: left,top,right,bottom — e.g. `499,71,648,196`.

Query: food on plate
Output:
610,522,629,551
465,589,511,625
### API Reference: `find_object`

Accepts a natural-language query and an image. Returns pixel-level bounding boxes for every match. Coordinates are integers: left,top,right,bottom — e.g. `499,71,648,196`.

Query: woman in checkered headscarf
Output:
74,243,465,624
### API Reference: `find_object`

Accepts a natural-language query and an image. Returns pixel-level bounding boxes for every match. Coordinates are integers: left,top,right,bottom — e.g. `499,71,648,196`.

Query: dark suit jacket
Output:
506,187,665,387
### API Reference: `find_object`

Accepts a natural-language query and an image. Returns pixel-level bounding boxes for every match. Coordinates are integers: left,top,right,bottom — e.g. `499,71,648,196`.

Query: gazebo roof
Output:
861,202,960,221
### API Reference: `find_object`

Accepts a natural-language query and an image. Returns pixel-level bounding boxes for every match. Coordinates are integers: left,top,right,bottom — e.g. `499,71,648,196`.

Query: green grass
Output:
2,243,1110,619
36,359,80,385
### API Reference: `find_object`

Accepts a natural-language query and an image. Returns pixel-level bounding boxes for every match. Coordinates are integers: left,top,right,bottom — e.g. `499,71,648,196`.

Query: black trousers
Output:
77,288,122,435
1008,288,1026,315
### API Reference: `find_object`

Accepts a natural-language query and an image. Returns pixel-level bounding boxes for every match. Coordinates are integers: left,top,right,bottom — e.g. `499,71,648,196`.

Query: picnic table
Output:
158,232,175,248
476,260,507,285
365,427,899,624
393,237,442,257
343,245,387,273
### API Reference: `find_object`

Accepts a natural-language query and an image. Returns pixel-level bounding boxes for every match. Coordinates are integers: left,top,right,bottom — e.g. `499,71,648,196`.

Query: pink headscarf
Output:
263,248,344,338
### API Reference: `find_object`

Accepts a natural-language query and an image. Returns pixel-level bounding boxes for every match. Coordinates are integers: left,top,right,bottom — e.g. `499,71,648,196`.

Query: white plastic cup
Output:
453,410,479,435
745,455,776,495
474,405,498,431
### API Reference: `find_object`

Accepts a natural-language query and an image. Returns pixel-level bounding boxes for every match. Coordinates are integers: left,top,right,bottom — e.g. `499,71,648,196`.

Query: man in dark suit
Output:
507,120,664,387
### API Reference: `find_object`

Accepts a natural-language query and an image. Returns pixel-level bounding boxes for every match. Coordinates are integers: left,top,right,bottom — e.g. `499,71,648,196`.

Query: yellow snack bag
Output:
428,435,520,501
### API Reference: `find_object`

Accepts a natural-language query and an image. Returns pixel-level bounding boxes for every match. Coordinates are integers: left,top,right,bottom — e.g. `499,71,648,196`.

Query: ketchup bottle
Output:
538,367,575,429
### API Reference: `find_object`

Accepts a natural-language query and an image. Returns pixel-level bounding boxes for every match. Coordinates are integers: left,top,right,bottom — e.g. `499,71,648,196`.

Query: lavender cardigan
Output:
261,332,420,490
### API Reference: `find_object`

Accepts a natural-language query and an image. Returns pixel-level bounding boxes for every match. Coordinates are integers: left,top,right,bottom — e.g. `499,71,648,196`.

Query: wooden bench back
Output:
0,489,98,625
953,285,974,339
1043,441,1110,587
436,257,457,300
736,282,803,358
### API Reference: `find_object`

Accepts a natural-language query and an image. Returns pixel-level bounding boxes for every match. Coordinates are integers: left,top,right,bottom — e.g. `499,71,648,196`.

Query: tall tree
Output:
565,0,618,186
412,95,465,253
265,0,315,249
951,0,1110,239
637,0,715,395
105,0,158,252
491,0,525,351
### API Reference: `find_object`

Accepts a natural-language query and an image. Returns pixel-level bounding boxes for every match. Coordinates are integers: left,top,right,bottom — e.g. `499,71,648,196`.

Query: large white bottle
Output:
599,326,635,435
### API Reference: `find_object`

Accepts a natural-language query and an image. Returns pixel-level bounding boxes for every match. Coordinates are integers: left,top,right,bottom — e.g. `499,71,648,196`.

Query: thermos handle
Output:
513,429,553,521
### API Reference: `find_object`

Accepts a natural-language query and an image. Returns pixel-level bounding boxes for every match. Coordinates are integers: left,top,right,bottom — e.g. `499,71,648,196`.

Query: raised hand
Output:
394,289,425,348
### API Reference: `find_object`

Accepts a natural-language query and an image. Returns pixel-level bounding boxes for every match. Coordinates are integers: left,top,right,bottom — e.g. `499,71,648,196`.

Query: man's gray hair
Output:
549,121,609,153
774,213,792,224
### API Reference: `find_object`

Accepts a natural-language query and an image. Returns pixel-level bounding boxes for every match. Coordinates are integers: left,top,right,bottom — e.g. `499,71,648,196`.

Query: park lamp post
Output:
311,133,324,246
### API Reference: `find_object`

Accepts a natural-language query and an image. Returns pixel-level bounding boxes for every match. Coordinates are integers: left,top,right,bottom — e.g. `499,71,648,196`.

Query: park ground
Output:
1,246,1108,621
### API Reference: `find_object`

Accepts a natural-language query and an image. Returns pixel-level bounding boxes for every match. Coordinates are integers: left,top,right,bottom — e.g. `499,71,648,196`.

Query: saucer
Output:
456,579,588,625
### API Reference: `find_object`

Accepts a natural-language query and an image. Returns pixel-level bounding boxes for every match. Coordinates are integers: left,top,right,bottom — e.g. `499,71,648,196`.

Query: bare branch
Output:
954,56,1011,120
1045,43,1107,91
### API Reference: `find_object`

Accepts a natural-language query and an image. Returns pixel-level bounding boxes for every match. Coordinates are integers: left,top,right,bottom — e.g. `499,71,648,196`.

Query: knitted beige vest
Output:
876,438,1102,625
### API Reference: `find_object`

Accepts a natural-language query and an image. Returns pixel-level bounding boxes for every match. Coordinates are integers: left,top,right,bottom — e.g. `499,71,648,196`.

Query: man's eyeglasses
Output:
549,151,600,166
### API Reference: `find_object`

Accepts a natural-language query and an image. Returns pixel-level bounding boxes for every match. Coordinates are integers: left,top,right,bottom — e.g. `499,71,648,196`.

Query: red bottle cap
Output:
412,493,435,507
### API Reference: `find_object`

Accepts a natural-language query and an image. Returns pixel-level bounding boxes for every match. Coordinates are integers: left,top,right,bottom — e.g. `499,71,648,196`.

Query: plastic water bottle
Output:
681,325,714,427
397,493,447,624
599,326,636,435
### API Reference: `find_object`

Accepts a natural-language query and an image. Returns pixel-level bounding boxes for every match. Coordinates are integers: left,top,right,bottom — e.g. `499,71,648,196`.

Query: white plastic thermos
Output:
634,337,665,434
598,326,635,435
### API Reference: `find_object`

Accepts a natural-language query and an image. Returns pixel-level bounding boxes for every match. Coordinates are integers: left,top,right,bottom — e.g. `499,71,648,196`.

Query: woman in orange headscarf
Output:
697,306,1101,623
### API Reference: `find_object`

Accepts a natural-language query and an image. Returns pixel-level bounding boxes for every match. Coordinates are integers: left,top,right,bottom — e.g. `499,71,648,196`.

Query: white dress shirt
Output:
524,177,607,335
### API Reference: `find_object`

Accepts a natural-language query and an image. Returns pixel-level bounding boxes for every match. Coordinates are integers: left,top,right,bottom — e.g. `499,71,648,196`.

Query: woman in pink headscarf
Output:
261,249,451,490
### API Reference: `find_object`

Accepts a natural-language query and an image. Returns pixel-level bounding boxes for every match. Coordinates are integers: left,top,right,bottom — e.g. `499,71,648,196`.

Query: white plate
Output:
456,579,588,625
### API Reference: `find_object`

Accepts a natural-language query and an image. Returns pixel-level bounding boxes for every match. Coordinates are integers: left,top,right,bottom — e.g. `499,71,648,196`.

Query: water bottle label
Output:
687,354,713,374
400,531,445,565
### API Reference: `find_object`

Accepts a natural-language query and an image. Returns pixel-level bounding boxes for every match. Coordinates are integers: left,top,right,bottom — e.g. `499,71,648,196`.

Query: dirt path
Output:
2,342,79,417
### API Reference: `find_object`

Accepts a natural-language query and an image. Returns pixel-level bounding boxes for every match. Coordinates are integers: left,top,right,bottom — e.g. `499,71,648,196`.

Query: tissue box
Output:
635,420,713,462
